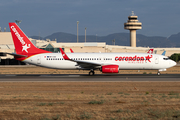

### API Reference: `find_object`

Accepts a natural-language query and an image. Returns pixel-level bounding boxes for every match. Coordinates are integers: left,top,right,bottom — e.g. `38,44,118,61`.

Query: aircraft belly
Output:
42,60,77,69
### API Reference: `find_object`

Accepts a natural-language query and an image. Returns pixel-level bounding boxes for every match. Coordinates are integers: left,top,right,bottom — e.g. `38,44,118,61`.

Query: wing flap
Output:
74,60,101,69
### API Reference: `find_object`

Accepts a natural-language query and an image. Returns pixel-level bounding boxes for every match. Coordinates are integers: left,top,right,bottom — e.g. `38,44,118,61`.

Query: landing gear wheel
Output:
157,72,161,76
89,71,95,76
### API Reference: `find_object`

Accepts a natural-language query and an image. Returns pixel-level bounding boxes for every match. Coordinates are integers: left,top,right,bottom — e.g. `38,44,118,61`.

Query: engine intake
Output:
101,65,119,73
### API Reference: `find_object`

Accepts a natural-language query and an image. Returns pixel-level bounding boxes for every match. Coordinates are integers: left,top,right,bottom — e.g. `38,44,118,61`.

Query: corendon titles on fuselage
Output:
115,55,153,63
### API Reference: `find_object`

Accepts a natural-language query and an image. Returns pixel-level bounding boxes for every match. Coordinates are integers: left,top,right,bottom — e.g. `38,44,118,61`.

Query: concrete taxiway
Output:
0,74,179,82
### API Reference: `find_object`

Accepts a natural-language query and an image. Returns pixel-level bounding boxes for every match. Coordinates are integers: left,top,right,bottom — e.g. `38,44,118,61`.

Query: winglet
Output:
161,51,166,56
60,48,70,60
70,48,74,53
147,49,154,54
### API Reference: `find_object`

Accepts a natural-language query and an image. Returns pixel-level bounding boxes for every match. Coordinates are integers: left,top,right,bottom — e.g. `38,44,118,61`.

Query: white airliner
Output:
8,23,176,75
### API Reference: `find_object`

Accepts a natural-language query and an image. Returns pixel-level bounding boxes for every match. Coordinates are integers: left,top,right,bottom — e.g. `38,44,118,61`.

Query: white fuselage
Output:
23,53,176,71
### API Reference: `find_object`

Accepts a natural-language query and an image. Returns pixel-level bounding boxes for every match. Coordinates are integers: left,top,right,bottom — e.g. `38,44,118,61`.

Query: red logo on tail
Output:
22,44,31,53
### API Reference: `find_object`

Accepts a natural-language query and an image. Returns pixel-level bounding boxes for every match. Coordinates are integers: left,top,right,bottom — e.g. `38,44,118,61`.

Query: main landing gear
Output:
89,70,95,76
157,71,161,76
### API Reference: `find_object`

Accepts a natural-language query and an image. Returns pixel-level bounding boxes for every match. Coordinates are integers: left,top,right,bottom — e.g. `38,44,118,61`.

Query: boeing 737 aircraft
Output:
8,23,176,75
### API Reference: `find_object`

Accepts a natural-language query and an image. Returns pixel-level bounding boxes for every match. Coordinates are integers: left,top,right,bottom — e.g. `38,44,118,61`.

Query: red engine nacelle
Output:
101,65,119,73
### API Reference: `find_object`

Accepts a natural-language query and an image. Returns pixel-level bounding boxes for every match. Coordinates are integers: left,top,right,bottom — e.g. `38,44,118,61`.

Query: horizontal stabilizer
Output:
4,52,27,57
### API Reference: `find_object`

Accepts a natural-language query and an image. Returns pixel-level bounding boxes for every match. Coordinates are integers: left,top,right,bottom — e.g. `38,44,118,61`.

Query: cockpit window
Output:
163,58,169,60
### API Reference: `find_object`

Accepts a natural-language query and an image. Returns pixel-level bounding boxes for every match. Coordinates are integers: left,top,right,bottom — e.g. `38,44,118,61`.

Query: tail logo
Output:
10,25,31,53
149,50,153,54
22,44,31,53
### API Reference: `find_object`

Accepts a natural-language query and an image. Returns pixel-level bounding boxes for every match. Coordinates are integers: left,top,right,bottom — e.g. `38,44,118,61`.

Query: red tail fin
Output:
147,49,154,54
9,23,51,56
60,48,70,60
70,48,74,53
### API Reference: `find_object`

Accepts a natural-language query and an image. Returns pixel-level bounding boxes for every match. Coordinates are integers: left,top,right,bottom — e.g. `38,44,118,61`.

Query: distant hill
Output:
44,32,77,42
31,32,180,48
168,32,180,47
30,36,44,40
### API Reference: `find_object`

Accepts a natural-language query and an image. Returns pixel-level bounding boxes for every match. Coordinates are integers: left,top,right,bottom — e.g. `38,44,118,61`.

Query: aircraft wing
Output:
74,60,102,69
59,48,103,69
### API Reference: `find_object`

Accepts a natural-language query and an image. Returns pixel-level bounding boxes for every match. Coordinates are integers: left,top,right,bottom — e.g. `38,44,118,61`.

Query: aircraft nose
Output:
170,60,177,67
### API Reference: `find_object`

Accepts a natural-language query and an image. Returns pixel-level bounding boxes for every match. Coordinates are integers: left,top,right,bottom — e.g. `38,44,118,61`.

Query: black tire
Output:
89,71,94,76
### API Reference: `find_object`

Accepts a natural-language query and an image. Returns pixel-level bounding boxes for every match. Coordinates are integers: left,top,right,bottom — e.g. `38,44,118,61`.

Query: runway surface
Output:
0,74,179,82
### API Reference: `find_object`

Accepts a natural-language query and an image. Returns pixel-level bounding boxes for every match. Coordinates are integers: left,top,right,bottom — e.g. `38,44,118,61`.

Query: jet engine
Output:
101,65,119,73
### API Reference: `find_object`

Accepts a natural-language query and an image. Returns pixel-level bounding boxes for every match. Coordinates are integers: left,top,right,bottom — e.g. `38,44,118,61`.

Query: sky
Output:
0,0,180,37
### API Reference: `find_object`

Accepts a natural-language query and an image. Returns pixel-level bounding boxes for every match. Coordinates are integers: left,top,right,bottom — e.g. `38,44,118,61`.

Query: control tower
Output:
124,11,142,47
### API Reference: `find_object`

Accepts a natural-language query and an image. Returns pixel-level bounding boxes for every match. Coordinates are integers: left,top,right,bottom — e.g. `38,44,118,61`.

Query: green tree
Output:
169,53,180,62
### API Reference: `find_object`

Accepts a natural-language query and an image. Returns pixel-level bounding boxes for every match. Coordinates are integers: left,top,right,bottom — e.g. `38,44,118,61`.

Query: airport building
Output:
0,31,179,65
